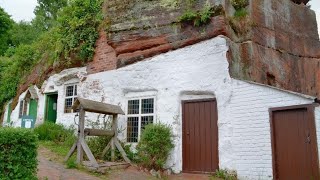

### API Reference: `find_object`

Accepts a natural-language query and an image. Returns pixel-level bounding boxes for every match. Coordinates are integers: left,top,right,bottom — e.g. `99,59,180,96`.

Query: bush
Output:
231,0,249,10
34,122,76,145
87,136,111,159
214,169,238,180
66,157,78,169
87,136,137,162
136,123,174,170
0,128,38,180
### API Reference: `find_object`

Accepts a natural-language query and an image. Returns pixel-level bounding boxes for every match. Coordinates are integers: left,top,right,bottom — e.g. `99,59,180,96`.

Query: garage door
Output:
270,105,320,180
182,99,219,173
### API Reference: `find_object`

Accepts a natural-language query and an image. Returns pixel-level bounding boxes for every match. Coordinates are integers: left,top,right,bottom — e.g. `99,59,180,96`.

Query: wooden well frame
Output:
64,98,130,169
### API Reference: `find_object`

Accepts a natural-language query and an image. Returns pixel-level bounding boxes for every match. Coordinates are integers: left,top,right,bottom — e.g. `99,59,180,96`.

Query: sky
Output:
0,0,319,35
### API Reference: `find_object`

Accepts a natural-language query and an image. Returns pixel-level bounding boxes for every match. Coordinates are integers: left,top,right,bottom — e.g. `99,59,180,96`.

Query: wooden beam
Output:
84,128,115,136
111,114,118,162
72,98,125,115
101,140,112,159
114,139,131,164
111,138,115,162
64,142,77,162
80,139,99,168
77,107,85,164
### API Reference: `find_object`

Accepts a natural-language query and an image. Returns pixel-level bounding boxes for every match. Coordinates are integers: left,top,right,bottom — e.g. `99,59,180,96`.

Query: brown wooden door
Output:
270,105,320,180
182,99,219,173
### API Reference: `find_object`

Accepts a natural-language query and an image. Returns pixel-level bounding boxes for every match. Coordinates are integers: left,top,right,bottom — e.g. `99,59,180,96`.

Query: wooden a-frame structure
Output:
64,98,130,169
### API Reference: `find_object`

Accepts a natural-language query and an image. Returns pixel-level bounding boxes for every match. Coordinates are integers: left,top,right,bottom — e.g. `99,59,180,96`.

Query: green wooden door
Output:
46,94,58,123
6,103,12,123
28,99,38,119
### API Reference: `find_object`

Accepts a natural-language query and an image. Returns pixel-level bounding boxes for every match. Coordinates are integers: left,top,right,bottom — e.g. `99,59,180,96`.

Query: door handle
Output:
306,133,311,144
187,132,190,135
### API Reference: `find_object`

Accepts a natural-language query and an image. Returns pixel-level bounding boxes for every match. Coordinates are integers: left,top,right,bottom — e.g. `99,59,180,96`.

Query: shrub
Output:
0,128,38,180
87,136,137,162
136,123,174,170
231,0,249,10
179,4,223,27
214,169,238,180
66,157,78,169
34,122,76,145
87,136,112,159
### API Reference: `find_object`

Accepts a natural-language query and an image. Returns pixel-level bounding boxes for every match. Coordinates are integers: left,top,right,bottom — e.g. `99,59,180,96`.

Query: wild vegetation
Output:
229,0,252,35
213,169,238,180
0,0,103,116
179,4,224,27
0,128,38,179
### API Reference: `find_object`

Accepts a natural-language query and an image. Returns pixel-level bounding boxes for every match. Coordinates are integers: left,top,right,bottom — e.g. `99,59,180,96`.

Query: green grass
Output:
39,141,71,157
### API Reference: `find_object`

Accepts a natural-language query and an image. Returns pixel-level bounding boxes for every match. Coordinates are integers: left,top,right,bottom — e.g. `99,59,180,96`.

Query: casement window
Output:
18,100,27,118
127,98,155,143
64,84,78,113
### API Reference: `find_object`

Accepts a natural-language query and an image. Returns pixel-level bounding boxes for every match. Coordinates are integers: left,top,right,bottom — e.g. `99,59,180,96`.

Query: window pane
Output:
73,98,79,112
127,117,139,143
66,86,74,97
141,116,154,131
74,85,77,96
128,100,139,114
64,98,73,113
23,100,28,116
19,101,24,118
141,98,154,114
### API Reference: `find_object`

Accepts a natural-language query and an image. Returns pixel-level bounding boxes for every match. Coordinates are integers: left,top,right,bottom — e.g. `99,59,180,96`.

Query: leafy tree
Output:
8,21,41,48
0,0,103,116
0,7,14,55
33,0,68,30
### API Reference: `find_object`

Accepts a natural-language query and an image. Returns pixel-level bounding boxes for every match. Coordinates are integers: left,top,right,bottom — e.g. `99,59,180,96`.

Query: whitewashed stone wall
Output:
4,36,319,180
315,107,320,163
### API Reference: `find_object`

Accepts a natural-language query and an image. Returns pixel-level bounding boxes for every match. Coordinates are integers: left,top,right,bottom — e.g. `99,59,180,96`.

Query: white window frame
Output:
19,100,28,118
126,96,156,143
64,83,78,113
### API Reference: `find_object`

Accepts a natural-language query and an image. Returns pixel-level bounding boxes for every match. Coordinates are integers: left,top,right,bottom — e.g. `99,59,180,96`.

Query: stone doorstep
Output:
82,161,130,173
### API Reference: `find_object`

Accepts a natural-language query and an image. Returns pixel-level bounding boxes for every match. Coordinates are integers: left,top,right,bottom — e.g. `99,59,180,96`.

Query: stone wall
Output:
8,0,320,118
228,0,320,99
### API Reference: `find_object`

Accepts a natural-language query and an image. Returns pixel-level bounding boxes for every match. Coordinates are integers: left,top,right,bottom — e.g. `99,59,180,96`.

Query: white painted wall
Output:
5,36,319,180
2,102,9,126
315,107,320,163
83,37,315,179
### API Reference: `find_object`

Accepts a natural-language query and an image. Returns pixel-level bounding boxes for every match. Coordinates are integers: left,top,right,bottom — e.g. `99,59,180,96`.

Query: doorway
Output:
182,99,219,173
270,104,320,180
45,94,58,123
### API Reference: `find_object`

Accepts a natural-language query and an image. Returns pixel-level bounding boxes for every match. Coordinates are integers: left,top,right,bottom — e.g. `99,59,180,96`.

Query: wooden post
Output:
77,106,85,164
111,114,118,162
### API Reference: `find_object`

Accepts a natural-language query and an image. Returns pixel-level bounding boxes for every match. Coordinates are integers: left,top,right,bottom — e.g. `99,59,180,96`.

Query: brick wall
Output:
87,31,117,74
228,80,313,179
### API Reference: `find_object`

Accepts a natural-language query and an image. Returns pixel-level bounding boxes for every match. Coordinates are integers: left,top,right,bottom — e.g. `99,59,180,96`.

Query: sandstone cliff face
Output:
14,0,320,108
229,0,320,98
88,0,320,98
87,0,227,73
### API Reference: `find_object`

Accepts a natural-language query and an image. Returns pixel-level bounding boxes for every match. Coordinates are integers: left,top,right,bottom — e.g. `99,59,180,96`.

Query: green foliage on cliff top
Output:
0,0,103,116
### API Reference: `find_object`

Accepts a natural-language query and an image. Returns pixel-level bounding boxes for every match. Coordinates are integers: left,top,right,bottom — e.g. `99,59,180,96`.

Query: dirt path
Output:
37,146,212,180
38,155,101,180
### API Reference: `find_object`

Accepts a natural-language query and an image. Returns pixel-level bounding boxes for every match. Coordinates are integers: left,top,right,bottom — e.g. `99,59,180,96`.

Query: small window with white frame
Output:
127,97,155,143
18,100,27,118
64,84,78,113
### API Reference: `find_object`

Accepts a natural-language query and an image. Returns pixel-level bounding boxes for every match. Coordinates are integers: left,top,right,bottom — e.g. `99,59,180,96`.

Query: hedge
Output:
0,128,38,180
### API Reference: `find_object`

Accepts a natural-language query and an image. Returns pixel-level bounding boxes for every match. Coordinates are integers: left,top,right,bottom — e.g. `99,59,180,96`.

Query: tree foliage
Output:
33,0,68,31
0,0,103,116
0,7,14,55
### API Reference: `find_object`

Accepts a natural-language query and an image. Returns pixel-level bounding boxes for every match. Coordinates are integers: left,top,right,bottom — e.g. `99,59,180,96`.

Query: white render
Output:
4,37,320,180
